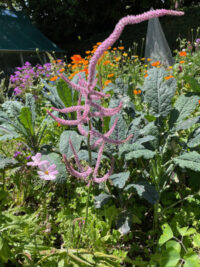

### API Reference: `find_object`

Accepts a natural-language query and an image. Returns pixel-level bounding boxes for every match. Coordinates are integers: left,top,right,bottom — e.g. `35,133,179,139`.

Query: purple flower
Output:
14,87,22,95
26,156,31,160
37,162,58,180
14,151,21,158
27,153,48,167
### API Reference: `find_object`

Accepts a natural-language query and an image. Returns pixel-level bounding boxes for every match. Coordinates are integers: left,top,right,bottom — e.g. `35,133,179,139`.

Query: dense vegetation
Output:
0,7,200,267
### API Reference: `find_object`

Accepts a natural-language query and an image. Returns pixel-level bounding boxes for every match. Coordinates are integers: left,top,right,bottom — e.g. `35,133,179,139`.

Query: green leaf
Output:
176,117,200,131
143,67,176,117
120,143,155,160
183,76,200,92
193,233,200,247
110,171,130,188
59,130,84,158
0,125,19,141
19,107,34,135
0,237,11,263
166,240,181,253
177,226,188,236
1,100,23,118
160,248,180,267
0,155,18,170
169,95,199,128
94,194,113,208
188,131,200,148
173,151,200,172
159,223,174,246
183,251,200,267
56,79,73,108
124,181,158,204
25,93,36,126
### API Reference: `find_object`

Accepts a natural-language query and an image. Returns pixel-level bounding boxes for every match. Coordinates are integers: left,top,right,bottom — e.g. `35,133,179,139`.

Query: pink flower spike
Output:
37,162,58,180
93,157,114,183
46,104,90,126
60,74,88,95
27,153,48,167
69,139,84,171
89,101,123,117
51,106,86,114
88,9,184,85
91,129,133,146
93,142,105,178
63,155,93,180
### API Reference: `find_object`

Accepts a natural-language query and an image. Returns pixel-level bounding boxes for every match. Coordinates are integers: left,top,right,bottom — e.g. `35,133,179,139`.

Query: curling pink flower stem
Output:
88,9,184,85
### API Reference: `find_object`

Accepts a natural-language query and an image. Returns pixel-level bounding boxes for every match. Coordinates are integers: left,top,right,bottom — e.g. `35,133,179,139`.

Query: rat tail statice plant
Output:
47,9,184,228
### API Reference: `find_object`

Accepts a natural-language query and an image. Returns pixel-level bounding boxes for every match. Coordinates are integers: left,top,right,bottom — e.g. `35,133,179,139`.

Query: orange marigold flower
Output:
113,47,117,50
133,89,138,95
151,61,160,67
71,54,83,63
52,60,56,63
147,58,152,62
85,51,91,54
199,100,200,104
137,89,141,94
107,73,114,78
179,60,185,64
118,46,124,50
144,74,148,78
115,57,121,62
179,51,187,57
57,59,62,63
103,60,111,65
164,75,174,80
57,122,61,127
104,80,112,86
96,42,102,46
59,68,65,73
50,76,58,81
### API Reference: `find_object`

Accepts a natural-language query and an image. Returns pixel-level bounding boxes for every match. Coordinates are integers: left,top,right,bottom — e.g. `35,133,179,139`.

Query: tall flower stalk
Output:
47,9,184,227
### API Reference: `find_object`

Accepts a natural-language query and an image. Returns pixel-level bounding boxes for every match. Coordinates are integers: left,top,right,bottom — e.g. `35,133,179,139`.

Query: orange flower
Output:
199,100,200,104
50,76,58,81
52,60,56,63
59,68,65,73
164,75,174,80
57,122,61,127
137,89,141,94
151,61,160,67
57,59,62,63
133,89,138,95
107,73,114,78
104,80,112,86
103,60,111,65
71,54,83,63
85,51,91,54
179,51,187,57
144,74,148,78
114,57,121,62
123,52,128,56
96,42,102,46
118,46,124,50
147,58,152,62
113,47,117,50
179,60,185,64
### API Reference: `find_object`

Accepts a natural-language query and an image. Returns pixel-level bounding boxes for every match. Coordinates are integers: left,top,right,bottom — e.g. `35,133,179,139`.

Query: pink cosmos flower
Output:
27,153,48,167
37,162,58,180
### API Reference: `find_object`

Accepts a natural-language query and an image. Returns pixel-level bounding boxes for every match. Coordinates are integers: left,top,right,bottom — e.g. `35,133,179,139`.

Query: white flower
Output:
37,162,58,180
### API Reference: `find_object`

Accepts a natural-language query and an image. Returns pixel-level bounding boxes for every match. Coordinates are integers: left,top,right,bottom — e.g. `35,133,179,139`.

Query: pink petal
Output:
93,157,114,183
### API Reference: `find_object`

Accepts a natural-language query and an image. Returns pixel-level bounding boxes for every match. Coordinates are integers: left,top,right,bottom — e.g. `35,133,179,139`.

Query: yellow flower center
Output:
45,171,49,175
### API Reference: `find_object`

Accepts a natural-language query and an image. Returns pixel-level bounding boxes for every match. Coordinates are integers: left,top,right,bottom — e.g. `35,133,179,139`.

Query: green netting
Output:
0,9,63,52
